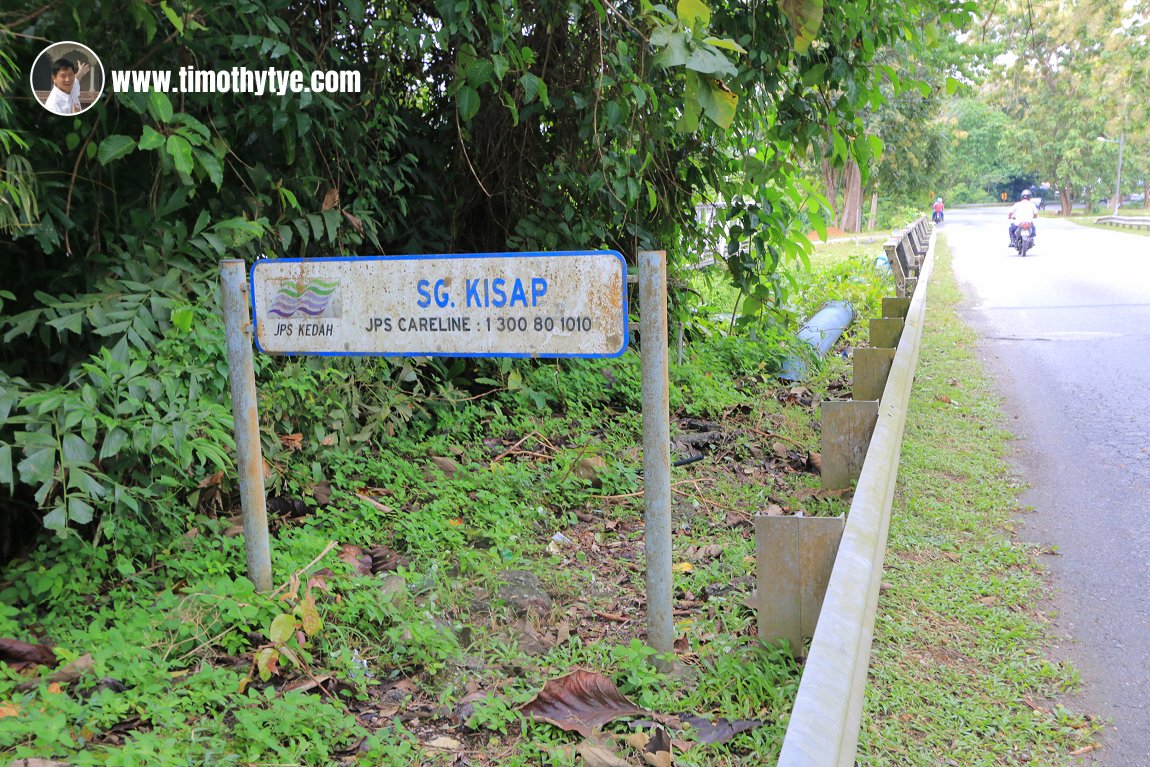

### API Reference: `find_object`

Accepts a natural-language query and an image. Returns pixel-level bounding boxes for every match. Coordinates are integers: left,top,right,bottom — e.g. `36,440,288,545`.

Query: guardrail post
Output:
869,317,904,349
884,240,906,297
754,514,845,655
882,297,911,319
820,400,879,490
854,348,896,402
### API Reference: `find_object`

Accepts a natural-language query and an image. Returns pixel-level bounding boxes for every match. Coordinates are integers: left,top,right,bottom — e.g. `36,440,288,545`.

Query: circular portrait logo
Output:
30,41,105,116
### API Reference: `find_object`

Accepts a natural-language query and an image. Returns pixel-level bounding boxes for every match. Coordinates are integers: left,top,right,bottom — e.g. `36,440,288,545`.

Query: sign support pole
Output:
639,250,673,665
220,259,273,592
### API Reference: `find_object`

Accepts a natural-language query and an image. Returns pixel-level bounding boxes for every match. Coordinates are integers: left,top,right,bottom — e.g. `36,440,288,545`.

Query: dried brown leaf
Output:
197,470,224,489
683,545,724,562
520,670,649,738
311,481,332,505
643,751,673,767
679,714,764,745
625,732,650,750
278,433,304,451
428,456,459,479
0,638,57,668
16,653,94,692
426,735,463,751
342,210,364,233
338,544,373,576
354,492,394,515
574,456,607,487
576,740,632,767
639,726,674,765
322,188,339,210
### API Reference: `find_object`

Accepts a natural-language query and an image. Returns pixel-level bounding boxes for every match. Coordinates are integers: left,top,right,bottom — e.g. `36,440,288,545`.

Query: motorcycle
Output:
932,209,944,224
1011,221,1035,257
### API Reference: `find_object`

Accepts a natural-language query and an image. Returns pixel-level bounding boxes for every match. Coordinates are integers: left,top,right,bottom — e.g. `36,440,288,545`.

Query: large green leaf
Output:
98,135,137,166
17,446,56,486
0,444,12,490
702,36,747,54
166,134,194,175
42,505,68,535
62,433,95,466
138,125,166,151
779,0,824,53
68,497,95,525
677,0,711,30
685,46,737,78
652,32,690,69
698,80,738,129
457,85,480,121
195,150,223,188
147,90,174,122
677,72,703,133
269,613,298,644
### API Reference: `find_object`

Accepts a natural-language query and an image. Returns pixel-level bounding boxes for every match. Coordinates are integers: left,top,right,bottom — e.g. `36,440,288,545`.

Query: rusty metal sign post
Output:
219,252,628,591
220,260,272,592
638,250,673,666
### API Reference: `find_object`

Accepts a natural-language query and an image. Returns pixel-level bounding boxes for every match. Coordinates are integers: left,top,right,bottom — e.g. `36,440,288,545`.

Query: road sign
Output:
250,251,628,358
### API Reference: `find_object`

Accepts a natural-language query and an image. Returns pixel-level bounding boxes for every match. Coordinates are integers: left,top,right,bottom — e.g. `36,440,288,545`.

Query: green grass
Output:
1064,204,1150,236
857,237,1099,766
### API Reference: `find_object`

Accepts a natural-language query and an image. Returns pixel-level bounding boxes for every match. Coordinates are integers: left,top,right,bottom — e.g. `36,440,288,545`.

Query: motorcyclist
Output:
932,197,944,223
1008,190,1039,245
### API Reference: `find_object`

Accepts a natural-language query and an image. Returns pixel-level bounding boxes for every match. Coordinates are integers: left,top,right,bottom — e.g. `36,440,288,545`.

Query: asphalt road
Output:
942,207,1150,765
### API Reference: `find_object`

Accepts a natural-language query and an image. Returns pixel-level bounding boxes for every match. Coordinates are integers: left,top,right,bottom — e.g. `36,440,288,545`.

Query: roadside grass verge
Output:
1065,206,1150,236
858,237,1099,766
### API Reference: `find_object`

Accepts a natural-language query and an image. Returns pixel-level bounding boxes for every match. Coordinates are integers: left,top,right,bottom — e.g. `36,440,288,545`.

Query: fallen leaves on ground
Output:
577,738,632,767
338,543,409,576
0,638,57,669
16,653,95,692
520,670,650,738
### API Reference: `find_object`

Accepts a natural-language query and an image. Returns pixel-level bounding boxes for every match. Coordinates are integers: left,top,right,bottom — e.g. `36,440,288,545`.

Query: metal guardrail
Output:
776,228,937,767
1095,215,1150,230
884,215,931,297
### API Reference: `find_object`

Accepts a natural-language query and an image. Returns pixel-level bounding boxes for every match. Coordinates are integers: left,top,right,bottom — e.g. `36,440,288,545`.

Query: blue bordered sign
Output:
250,251,628,358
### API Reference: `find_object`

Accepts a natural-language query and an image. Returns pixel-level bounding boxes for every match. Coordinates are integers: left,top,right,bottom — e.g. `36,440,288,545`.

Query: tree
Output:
935,98,1023,201
0,0,975,547
974,0,1148,212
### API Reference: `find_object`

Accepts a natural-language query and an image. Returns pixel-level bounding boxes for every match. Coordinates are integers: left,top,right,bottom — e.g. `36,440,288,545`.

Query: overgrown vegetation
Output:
934,0,1150,210
1,249,889,765
0,0,977,549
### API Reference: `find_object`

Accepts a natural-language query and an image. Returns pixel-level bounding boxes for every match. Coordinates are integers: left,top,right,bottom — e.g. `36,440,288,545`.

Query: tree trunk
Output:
821,158,842,222
867,187,879,231
1059,188,1072,216
839,160,862,232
